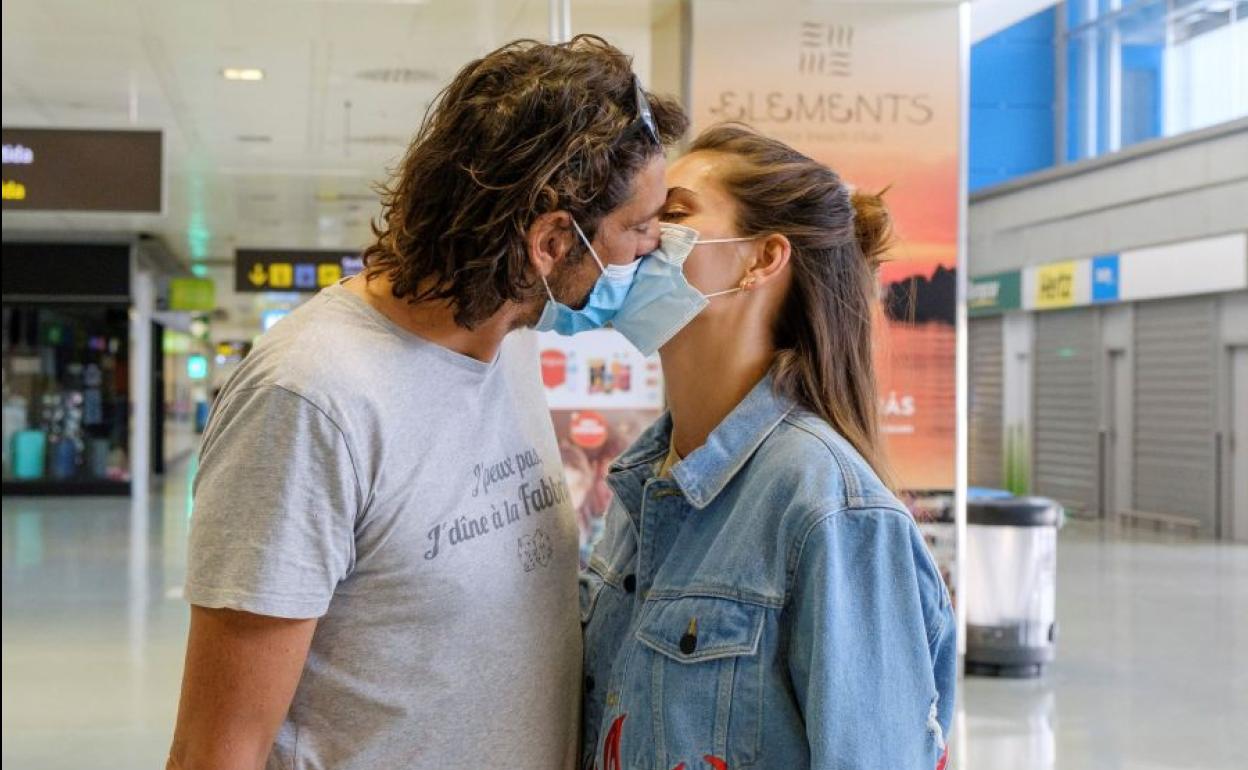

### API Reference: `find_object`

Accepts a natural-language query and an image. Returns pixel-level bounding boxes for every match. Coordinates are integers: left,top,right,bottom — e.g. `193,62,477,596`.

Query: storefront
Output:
2,235,176,496
968,232,1248,539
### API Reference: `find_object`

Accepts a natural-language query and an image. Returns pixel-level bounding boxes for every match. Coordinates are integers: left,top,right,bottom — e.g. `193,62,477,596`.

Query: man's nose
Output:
636,222,661,256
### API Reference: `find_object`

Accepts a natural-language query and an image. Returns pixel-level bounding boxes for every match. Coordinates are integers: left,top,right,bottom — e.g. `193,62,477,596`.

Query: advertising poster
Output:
690,0,962,493
539,329,664,563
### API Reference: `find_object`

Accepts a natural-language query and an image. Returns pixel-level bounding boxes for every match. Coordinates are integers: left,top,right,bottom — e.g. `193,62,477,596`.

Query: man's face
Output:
551,154,668,309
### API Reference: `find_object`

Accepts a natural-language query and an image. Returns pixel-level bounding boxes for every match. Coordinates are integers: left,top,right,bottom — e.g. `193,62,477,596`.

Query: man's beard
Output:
516,249,595,331
548,247,596,310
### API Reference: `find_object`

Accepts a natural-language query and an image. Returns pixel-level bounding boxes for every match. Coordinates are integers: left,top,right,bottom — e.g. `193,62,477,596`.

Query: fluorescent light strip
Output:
222,68,264,82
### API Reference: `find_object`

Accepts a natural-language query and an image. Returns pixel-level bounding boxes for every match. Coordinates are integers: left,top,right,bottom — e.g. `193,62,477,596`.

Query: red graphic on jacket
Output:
592,714,626,770
671,757,729,770
592,714,728,770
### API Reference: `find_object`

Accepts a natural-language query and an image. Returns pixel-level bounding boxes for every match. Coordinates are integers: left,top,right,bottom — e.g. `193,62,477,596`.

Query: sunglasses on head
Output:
617,75,660,148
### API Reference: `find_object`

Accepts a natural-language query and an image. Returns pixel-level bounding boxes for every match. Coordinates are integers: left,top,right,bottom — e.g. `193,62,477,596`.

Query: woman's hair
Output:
688,124,893,483
362,35,687,328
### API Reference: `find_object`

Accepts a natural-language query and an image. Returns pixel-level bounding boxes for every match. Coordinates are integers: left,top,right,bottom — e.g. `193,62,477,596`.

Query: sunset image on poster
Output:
691,0,962,490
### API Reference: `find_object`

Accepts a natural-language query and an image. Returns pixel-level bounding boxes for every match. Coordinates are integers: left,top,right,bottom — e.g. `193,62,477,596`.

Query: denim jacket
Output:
579,375,957,770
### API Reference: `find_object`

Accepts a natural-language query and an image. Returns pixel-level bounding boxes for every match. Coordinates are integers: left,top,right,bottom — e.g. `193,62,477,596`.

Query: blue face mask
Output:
610,223,763,355
535,219,641,336
537,222,756,356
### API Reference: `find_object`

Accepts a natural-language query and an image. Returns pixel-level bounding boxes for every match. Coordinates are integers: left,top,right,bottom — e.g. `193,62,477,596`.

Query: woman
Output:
579,125,956,770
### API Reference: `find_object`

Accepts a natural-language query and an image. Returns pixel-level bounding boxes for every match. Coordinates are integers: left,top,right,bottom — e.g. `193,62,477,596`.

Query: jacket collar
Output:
607,373,795,514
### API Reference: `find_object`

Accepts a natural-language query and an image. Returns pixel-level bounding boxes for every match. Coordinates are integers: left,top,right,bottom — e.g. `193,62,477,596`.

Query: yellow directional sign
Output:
318,263,342,287
235,249,364,293
269,263,293,289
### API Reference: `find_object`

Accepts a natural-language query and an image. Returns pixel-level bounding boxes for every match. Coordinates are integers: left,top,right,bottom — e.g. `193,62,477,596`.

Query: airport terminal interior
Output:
3,1,1247,768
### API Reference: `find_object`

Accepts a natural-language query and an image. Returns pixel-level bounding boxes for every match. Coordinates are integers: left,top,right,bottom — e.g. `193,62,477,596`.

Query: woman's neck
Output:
660,323,775,459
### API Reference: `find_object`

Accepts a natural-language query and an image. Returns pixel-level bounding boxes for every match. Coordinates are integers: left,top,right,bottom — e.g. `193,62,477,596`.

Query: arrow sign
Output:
235,248,364,293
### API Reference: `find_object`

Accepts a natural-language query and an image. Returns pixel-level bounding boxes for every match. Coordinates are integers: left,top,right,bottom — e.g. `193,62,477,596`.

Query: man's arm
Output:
166,606,317,770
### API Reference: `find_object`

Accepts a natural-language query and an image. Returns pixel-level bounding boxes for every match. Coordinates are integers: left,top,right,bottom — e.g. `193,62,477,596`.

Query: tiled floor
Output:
3,456,1247,769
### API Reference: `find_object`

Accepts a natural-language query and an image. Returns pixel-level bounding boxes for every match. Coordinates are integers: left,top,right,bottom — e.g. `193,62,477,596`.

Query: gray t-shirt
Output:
186,284,581,770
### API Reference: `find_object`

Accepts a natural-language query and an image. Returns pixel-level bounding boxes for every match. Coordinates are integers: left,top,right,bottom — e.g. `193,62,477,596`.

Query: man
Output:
167,35,687,770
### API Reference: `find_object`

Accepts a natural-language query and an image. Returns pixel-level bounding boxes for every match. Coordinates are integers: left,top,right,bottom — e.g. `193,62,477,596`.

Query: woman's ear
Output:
526,211,576,279
744,233,791,290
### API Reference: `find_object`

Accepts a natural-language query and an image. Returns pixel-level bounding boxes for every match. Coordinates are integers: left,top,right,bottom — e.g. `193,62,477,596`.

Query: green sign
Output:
169,277,216,311
968,271,1021,316
187,355,209,380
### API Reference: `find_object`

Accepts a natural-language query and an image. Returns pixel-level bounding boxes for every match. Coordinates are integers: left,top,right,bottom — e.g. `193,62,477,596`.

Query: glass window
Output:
1064,0,1246,161
1165,0,1247,134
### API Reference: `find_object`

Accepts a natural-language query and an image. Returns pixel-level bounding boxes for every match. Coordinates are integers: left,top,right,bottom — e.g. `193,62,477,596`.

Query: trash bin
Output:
965,495,1063,678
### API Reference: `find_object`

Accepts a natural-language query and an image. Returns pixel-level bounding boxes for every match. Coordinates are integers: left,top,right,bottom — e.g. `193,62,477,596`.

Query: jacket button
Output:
679,617,699,655
585,675,595,693
623,574,637,593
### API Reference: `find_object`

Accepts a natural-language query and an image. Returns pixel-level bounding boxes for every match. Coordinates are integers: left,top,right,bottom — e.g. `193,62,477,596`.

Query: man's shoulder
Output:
212,307,378,429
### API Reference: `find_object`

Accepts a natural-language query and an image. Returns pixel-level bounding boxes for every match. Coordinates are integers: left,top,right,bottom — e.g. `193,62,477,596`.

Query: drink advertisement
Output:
690,0,962,493
539,329,664,563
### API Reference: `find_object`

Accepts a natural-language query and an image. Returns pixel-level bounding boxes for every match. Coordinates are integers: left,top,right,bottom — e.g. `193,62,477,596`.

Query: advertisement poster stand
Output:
689,0,967,625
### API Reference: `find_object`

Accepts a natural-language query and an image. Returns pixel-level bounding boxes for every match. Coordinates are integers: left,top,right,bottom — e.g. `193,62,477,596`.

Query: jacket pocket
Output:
635,595,766,767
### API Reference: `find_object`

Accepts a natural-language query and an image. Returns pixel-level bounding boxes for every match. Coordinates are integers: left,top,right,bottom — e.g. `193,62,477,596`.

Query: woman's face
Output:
660,151,757,302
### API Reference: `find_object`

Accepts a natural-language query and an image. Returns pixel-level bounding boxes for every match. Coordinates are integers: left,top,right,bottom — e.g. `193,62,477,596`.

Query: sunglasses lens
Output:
633,76,659,146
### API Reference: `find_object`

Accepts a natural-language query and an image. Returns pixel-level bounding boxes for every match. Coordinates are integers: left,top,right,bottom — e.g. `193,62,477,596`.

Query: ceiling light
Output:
222,68,264,82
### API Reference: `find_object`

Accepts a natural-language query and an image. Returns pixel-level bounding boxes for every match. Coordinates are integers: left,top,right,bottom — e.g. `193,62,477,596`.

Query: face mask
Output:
535,219,641,336
692,234,761,298
604,223,757,356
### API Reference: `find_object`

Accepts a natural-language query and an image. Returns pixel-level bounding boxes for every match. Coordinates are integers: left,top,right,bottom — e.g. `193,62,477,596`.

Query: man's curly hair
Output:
362,35,688,328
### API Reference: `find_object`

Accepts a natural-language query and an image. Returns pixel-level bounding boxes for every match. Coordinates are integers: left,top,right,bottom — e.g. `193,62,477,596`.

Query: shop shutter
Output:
1034,308,1099,516
1133,297,1217,529
969,316,1005,489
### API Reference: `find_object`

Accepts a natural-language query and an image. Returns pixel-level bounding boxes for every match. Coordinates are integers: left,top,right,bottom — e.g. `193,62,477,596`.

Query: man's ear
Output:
527,211,576,279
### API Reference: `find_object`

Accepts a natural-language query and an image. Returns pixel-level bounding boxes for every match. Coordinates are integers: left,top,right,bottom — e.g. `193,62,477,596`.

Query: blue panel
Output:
970,108,1055,167
1121,44,1164,146
1091,254,1120,303
970,5,1058,189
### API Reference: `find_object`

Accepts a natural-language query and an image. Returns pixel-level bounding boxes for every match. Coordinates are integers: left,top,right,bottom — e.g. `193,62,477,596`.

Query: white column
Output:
955,0,972,663
128,265,154,665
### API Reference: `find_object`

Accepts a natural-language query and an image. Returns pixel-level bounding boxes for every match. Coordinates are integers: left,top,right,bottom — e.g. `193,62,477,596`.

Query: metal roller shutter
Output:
969,317,1004,489
1034,308,1099,516
1133,297,1217,528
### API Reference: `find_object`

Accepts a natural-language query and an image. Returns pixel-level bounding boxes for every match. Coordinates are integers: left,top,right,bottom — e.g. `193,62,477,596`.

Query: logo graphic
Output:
799,21,854,77
517,529,553,572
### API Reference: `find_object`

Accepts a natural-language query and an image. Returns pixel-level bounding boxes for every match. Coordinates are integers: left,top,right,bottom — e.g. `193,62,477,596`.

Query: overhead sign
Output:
968,271,1021,316
1031,260,1085,310
1018,232,1246,312
1,128,162,213
235,249,364,293
1091,254,1120,303
1119,232,1246,301
169,278,216,312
